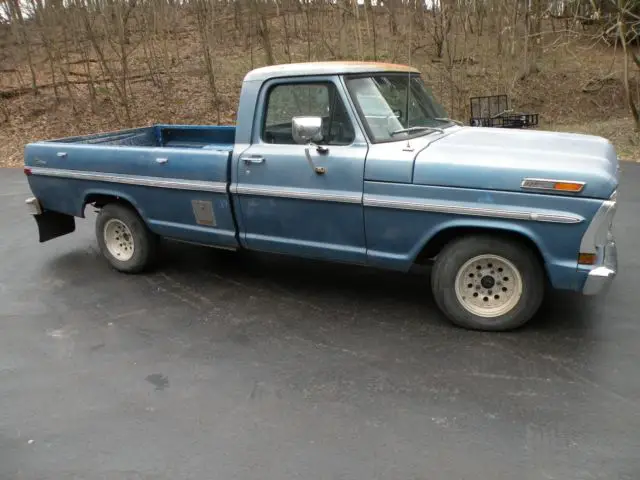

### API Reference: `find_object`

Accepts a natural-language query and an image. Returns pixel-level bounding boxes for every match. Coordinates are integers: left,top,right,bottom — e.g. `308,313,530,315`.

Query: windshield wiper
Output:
390,126,444,137
434,117,464,126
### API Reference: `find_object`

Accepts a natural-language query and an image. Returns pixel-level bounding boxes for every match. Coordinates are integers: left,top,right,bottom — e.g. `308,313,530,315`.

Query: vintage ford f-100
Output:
23,61,619,331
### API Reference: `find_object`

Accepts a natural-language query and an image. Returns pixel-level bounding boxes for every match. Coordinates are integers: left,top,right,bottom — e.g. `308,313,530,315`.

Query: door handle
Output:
241,156,265,165
155,157,168,164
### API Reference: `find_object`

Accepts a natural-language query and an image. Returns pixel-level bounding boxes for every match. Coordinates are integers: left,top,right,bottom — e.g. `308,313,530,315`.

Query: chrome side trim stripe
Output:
28,167,584,224
236,184,362,204
363,194,584,224
28,167,227,193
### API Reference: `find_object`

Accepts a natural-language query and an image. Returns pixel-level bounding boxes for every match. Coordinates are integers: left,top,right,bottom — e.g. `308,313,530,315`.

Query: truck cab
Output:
23,61,619,331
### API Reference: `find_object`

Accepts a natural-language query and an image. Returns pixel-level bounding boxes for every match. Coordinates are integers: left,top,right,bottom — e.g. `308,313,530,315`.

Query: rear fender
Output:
81,188,146,220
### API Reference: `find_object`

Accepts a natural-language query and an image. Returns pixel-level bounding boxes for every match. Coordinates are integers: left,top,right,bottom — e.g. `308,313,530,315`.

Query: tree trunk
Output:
619,6,640,131
250,0,275,65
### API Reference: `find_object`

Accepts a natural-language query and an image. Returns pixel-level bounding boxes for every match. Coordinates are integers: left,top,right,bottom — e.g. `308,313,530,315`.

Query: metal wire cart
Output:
469,94,539,129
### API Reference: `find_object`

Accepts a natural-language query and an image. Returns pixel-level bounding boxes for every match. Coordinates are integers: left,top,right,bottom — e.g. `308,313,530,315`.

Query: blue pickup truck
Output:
23,61,619,331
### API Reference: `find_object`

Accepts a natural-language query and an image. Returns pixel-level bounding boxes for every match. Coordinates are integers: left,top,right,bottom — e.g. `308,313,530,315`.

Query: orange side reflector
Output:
578,253,597,265
554,182,584,192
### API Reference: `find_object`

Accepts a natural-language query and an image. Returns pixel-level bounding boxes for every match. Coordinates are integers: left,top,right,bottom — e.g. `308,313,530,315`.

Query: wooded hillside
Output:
2,0,640,166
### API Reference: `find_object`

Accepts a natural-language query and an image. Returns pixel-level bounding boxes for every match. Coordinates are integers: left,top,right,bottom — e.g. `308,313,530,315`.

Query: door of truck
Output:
234,75,368,264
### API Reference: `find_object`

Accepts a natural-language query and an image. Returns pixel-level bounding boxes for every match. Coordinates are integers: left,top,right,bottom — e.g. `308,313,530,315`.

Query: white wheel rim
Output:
103,219,135,262
454,254,523,318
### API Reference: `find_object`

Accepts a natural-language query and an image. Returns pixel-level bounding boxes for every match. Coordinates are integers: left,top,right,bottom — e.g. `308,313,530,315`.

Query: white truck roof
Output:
243,61,419,82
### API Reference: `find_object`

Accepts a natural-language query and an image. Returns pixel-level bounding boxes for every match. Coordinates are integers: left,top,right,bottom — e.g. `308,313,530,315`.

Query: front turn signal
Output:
554,182,584,192
521,178,586,193
578,253,597,265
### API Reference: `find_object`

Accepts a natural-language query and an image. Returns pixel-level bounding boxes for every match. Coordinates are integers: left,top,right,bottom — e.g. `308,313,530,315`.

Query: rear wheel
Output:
431,235,545,331
95,203,157,273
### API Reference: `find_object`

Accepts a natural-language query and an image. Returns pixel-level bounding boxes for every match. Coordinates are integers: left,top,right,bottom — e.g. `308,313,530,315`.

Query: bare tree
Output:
431,0,455,58
3,0,640,141
250,0,276,65
6,0,38,95
194,0,221,123
617,0,640,129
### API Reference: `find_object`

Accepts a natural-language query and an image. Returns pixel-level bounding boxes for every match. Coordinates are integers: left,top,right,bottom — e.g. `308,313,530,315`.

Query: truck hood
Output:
412,127,619,199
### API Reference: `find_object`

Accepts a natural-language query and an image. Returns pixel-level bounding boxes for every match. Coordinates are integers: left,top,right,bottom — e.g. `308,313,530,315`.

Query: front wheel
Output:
95,203,157,273
431,235,545,331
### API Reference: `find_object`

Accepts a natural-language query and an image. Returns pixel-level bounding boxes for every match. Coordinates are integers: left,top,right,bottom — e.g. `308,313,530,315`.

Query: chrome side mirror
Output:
292,116,323,144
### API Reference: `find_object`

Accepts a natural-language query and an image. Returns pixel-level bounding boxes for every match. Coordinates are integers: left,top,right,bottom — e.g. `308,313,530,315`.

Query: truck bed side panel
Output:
43,124,236,151
156,125,236,150
25,143,238,249
45,126,159,147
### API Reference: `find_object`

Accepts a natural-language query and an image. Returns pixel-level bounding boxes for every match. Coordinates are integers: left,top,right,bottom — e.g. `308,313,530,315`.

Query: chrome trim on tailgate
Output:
28,167,228,193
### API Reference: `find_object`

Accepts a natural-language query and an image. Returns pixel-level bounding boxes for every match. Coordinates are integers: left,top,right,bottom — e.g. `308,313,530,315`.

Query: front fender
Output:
362,182,598,291
410,218,550,264
409,218,587,290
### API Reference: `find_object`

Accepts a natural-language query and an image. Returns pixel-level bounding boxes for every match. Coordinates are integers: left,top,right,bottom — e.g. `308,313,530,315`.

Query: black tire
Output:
95,203,157,273
430,235,545,331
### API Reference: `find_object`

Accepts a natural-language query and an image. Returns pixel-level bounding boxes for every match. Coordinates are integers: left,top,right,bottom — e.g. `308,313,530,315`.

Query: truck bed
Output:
45,124,236,151
24,123,239,250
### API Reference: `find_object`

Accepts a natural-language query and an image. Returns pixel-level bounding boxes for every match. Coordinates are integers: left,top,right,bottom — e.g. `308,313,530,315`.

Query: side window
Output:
262,82,355,146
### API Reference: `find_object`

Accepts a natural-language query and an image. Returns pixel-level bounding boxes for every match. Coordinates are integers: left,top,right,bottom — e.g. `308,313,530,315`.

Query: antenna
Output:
406,1,411,127
405,0,413,149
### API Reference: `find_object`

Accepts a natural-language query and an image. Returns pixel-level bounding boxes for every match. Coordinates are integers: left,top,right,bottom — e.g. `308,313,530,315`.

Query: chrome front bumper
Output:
582,235,618,295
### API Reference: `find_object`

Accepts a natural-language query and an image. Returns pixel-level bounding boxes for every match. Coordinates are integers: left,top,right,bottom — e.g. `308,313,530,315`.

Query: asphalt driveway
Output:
1,165,639,480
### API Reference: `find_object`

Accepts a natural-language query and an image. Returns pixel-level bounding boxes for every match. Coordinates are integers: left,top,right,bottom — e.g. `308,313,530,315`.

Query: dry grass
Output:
1,10,639,167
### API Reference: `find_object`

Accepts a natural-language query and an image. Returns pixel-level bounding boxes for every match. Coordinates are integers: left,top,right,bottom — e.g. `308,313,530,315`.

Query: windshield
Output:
345,73,450,143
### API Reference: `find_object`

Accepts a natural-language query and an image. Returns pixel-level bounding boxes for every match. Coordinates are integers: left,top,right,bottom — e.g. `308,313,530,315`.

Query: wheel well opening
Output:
415,227,546,268
83,194,137,215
